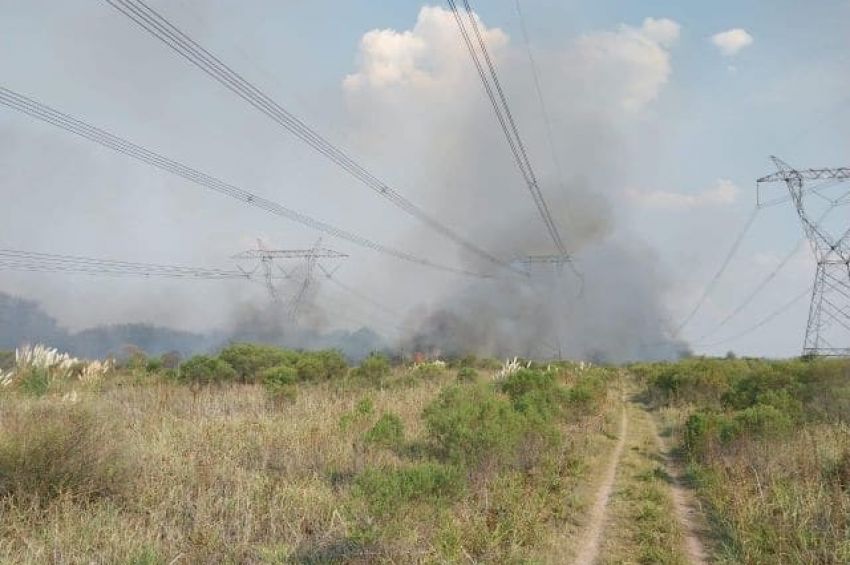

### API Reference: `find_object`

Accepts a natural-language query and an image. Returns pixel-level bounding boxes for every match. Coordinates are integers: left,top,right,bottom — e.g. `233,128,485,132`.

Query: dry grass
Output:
599,401,687,565
0,378,443,563
0,364,621,563
641,358,850,564
689,423,850,564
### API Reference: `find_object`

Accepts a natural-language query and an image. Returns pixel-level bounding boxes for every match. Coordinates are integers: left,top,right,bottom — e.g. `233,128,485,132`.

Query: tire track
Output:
573,405,628,565
649,415,709,565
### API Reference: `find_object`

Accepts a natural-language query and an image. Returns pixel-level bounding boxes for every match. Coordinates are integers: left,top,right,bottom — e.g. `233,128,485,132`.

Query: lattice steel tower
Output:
758,157,850,356
232,239,347,315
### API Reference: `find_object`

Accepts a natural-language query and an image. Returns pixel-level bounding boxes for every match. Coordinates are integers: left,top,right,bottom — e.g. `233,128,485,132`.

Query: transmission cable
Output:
675,207,760,335
447,0,572,264
696,202,838,342
697,237,805,342
0,86,485,279
0,248,249,279
102,0,518,275
697,285,813,348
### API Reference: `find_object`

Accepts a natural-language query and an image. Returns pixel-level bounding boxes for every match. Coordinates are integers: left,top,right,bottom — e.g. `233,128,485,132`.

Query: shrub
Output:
735,403,793,438
261,365,298,403
501,369,569,421
456,367,478,383
364,413,405,449
424,384,524,467
312,350,349,380
722,365,803,410
17,367,51,397
218,343,295,383
354,463,464,518
180,355,237,384
294,355,326,382
411,363,443,380
352,353,390,386
339,397,375,431
160,351,181,370
355,397,374,416
0,350,13,371
260,364,298,387
0,402,128,504
567,374,608,417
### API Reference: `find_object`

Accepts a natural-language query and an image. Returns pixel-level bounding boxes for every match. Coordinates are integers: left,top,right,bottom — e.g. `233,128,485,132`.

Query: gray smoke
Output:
341,9,688,361
0,4,689,362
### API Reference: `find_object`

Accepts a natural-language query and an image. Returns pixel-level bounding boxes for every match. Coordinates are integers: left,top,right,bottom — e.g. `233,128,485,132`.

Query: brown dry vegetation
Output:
636,357,850,564
0,349,621,563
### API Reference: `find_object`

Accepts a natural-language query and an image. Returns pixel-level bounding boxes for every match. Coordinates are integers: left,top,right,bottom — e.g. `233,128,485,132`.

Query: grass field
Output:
634,357,850,564
3,345,847,563
0,345,621,563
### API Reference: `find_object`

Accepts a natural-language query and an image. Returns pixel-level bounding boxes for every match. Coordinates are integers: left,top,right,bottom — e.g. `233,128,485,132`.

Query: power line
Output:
697,285,813,349
513,0,567,204
696,237,805,342
318,274,415,335
0,86,486,279
0,248,249,279
102,0,518,275
697,201,838,342
675,207,760,335
447,0,571,262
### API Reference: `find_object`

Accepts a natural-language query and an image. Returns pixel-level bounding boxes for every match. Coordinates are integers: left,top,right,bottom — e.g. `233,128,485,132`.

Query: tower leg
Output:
803,263,850,356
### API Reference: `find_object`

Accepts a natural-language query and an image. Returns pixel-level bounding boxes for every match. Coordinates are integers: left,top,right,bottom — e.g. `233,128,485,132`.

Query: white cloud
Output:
711,28,754,56
641,17,681,47
567,17,681,112
345,8,680,116
628,179,740,210
344,6,507,92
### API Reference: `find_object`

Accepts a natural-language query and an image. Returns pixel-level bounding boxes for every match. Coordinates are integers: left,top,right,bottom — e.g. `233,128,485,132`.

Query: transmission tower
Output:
232,239,347,315
757,157,850,356
512,254,581,360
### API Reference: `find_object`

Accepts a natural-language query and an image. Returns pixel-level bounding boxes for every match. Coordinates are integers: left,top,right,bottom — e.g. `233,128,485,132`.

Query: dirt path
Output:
648,415,709,565
571,393,710,565
572,405,628,565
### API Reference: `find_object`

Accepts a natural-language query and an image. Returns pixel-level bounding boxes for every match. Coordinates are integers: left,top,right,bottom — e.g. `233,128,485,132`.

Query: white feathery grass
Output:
494,357,523,380
1,344,113,390
0,370,14,387
79,359,114,384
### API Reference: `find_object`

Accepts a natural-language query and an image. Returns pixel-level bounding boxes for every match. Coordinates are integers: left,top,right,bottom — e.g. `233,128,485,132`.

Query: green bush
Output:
501,369,569,421
567,374,608,417
180,355,237,384
635,358,750,407
218,343,295,383
364,413,405,449
0,350,13,371
312,350,349,380
735,403,793,438
411,363,444,380
17,367,51,397
260,365,298,403
424,384,524,467
355,397,374,416
354,463,464,518
352,353,391,386
260,365,298,387
294,355,325,382
0,402,128,504
339,397,375,431
456,367,478,383
722,364,804,410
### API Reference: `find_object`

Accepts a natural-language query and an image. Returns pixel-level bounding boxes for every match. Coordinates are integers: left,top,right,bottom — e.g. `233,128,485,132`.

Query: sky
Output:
1,0,849,359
